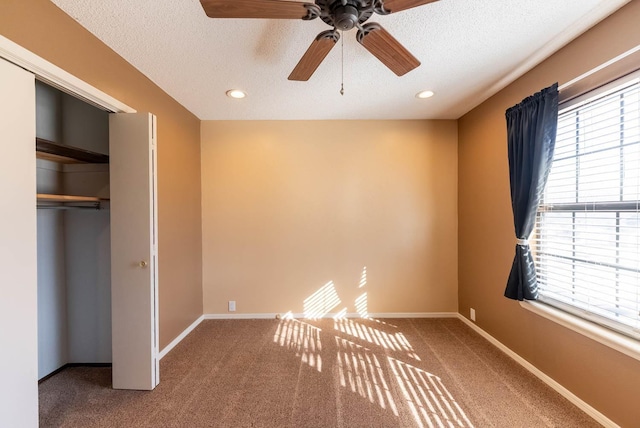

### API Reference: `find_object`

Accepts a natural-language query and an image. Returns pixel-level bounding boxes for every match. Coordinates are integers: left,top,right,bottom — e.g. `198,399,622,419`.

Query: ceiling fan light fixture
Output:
226,89,247,99
416,90,435,99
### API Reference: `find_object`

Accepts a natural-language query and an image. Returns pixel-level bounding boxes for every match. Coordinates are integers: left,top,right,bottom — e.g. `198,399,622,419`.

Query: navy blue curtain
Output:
504,83,559,301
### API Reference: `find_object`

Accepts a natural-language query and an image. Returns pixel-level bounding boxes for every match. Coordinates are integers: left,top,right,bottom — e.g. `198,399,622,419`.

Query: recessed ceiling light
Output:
416,90,435,99
226,89,247,99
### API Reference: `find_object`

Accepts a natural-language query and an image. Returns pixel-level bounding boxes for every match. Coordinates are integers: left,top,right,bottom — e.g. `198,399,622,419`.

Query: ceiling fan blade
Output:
289,31,340,81
379,0,439,14
357,23,420,76
200,0,319,20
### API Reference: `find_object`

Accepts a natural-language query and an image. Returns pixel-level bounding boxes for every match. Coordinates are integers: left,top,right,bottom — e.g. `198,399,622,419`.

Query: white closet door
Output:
110,112,159,390
0,59,38,426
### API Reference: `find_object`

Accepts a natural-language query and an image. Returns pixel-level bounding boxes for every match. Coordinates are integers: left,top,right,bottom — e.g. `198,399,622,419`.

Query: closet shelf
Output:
36,138,109,164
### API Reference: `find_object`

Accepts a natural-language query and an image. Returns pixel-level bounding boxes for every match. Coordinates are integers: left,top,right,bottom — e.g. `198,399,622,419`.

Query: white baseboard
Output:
158,315,204,360
163,312,455,359
204,313,281,320
203,312,459,320
370,312,459,319
456,314,619,428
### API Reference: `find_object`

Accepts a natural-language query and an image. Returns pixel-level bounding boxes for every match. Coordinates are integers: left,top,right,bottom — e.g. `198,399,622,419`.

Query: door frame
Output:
0,35,135,114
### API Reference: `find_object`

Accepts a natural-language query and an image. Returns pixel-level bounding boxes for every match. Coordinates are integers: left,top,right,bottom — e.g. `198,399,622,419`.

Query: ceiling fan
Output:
199,0,440,81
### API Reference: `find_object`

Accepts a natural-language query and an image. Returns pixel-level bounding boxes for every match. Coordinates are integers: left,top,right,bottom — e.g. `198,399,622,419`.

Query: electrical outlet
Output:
470,308,476,322
228,300,236,312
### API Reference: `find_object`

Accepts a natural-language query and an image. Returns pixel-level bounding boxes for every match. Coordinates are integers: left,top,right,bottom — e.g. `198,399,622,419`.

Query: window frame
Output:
530,70,640,346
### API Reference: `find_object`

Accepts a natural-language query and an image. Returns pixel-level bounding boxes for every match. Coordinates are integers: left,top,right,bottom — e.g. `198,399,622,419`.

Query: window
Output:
533,74,640,340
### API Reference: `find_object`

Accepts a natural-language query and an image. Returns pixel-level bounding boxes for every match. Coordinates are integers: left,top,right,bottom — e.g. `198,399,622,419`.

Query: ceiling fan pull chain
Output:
340,31,345,96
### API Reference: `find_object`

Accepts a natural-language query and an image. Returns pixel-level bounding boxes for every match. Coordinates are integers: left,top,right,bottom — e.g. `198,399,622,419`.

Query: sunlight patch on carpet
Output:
334,318,421,360
335,337,399,416
388,357,474,428
274,318,322,372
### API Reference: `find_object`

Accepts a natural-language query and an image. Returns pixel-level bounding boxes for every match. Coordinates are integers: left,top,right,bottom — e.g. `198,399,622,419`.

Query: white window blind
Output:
534,75,640,340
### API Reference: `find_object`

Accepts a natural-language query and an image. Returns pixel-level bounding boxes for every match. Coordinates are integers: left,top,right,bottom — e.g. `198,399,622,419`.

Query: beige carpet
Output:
39,318,600,427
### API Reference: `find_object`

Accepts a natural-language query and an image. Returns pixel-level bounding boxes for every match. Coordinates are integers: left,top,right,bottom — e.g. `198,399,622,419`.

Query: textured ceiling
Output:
51,0,629,120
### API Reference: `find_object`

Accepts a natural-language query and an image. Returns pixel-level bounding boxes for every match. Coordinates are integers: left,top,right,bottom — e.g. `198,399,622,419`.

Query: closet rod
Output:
37,204,103,211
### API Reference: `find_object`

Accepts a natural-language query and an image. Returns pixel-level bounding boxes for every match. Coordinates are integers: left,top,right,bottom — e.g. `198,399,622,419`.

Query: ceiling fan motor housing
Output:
333,4,359,31
317,0,374,31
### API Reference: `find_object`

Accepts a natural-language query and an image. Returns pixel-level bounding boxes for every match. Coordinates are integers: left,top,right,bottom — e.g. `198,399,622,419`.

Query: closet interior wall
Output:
36,81,111,379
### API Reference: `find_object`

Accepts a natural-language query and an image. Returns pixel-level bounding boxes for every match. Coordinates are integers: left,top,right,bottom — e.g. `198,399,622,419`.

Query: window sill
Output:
519,300,640,362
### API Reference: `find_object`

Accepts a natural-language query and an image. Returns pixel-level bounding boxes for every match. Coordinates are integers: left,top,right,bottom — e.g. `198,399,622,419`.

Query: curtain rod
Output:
559,43,640,92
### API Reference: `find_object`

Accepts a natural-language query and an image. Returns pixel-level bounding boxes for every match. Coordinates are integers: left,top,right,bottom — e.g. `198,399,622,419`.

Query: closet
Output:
36,81,112,379
1,48,159,427
33,82,161,391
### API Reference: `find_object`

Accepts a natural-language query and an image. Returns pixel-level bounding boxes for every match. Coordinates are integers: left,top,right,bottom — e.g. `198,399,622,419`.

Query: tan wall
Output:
0,0,203,348
458,2,640,426
201,120,458,316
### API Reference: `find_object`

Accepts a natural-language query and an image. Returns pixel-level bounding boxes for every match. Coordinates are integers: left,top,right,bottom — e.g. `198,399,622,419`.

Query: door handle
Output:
139,260,148,268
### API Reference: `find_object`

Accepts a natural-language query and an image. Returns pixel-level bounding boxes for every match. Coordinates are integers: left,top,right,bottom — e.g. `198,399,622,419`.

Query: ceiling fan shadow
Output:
252,20,305,64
